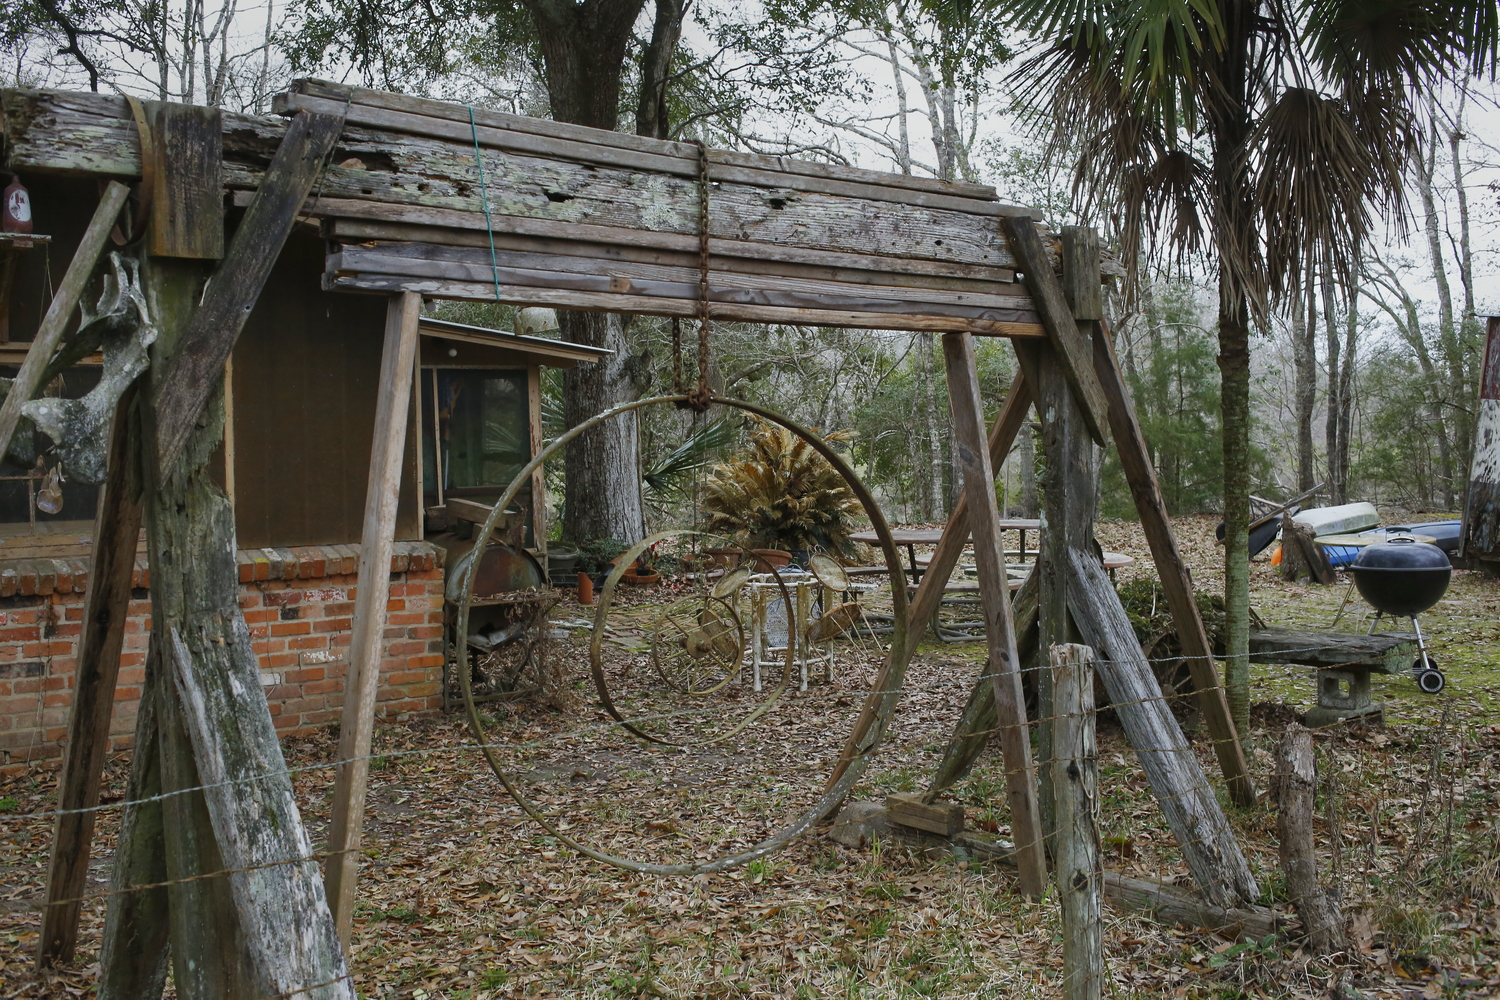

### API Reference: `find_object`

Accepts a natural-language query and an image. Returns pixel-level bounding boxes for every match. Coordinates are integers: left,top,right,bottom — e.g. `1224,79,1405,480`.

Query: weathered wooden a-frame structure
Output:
3,82,1257,995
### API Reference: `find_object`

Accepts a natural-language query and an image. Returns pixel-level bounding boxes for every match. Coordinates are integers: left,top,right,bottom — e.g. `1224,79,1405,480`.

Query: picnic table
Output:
850,520,1042,581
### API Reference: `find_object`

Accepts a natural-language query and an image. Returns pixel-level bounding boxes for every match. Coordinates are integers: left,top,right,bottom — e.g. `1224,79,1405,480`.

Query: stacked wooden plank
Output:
1,83,1050,335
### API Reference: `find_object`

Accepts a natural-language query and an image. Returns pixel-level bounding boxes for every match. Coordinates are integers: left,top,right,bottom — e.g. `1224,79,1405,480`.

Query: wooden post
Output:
99,107,354,998
1092,325,1256,806
1273,724,1346,955
1051,643,1103,1000
97,657,170,1000
38,386,144,967
827,372,1033,794
941,331,1047,897
324,290,423,946
0,181,129,459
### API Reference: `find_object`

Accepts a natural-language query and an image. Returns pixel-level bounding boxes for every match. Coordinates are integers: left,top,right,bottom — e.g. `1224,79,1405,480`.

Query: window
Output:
421,368,531,507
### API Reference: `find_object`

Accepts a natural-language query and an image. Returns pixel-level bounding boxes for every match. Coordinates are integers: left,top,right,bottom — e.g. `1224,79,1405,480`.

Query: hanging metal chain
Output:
685,139,714,412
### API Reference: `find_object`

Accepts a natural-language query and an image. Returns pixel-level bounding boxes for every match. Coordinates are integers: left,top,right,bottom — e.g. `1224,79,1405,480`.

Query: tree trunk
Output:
1292,290,1317,494
635,0,686,140
1218,286,1252,737
916,332,945,520
561,310,646,543
526,0,665,545
1335,293,1358,505
1320,275,1343,503
1416,122,1463,507
1018,420,1038,518
1210,4,1254,739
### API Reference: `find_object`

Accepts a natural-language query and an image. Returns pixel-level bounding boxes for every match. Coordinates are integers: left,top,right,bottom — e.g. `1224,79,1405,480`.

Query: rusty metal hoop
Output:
454,394,912,875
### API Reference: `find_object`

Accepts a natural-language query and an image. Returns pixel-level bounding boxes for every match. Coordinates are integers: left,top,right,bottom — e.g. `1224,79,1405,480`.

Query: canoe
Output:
1293,502,1380,538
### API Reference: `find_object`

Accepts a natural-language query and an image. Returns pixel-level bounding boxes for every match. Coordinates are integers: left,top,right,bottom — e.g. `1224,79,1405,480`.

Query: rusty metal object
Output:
453,394,911,876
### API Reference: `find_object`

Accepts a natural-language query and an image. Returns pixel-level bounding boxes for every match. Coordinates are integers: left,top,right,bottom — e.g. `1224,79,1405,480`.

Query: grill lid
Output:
1351,536,1451,572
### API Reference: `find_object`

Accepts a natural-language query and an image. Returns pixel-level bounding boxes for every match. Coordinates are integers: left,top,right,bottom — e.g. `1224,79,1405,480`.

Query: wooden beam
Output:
830,372,1034,796
0,180,129,462
1064,547,1260,910
285,78,1004,202
330,270,1046,338
323,216,1019,287
151,109,344,474
1092,323,1255,807
38,387,143,968
148,103,223,259
1000,218,1108,443
324,290,422,948
941,331,1047,898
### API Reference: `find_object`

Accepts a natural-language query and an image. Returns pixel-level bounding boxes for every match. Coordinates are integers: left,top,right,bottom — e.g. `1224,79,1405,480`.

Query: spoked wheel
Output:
649,595,745,695
472,633,541,699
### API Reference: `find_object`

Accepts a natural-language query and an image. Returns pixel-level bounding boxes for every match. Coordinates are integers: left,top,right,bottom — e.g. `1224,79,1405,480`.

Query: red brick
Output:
388,612,423,626
269,621,311,637
289,635,328,650
243,609,277,624
266,653,299,669
385,598,406,612
264,591,302,607
324,601,354,617
314,618,352,634
385,670,427,686
412,654,444,669
0,626,40,642
409,625,442,640
282,667,326,684
303,679,341,696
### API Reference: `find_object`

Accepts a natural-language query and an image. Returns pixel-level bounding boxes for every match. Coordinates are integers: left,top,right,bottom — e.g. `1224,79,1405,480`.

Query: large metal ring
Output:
454,394,911,874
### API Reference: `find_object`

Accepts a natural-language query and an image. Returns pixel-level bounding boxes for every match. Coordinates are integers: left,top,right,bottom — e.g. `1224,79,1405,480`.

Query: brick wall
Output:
0,541,446,775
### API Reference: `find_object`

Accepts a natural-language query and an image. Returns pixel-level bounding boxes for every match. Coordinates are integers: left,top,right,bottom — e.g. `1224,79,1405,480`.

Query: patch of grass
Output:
0,797,16,813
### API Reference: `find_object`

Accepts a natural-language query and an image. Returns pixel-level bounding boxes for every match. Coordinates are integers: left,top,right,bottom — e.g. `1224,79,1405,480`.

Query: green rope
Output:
468,105,502,303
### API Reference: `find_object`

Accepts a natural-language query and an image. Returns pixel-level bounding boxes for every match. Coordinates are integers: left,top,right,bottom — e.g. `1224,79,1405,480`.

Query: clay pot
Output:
751,548,793,572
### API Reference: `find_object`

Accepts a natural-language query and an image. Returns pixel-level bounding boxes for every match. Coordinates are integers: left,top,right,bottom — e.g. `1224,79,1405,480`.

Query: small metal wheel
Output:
649,595,745,696
1415,667,1446,695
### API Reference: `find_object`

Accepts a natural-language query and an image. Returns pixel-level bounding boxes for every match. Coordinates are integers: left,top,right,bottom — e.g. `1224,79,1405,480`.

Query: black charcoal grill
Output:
1349,537,1449,693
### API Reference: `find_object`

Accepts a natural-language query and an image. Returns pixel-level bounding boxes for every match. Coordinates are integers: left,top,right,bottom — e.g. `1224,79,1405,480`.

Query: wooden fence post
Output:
1052,643,1103,1000
324,290,423,946
1273,724,1346,955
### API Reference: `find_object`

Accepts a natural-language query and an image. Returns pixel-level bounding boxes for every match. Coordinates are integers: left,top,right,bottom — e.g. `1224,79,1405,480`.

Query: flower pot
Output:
702,546,741,570
751,548,793,572
548,548,579,577
624,569,660,586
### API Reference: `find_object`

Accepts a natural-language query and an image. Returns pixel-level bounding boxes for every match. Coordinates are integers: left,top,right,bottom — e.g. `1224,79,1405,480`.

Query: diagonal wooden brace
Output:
1000,217,1108,444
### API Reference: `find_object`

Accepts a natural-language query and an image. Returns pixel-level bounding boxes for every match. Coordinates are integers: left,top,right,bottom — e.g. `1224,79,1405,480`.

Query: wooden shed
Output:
0,173,603,771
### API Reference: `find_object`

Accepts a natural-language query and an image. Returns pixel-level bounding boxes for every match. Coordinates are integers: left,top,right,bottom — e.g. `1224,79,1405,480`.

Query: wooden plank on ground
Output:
941,331,1047,898
38,387,143,968
151,109,345,473
0,181,129,462
1001,218,1108,443
1092,323,1255,806
324,291,422,948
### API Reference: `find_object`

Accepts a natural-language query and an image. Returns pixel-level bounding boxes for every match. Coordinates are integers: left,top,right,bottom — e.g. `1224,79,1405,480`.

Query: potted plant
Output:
575,538,627,583
701,418,863,565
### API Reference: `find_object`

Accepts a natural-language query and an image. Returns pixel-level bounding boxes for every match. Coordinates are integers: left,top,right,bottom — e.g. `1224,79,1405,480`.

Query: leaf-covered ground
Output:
3,515,1499,998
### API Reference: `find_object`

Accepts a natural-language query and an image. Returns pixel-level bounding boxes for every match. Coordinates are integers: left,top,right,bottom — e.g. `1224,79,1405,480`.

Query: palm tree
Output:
990,0,1498,734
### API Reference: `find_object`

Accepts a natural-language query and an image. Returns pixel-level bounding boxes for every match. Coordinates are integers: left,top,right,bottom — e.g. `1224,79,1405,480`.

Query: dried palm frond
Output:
700,419,863,556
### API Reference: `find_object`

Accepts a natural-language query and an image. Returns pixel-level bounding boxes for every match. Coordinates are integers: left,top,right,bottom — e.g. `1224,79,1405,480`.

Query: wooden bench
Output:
1248,626,1416,727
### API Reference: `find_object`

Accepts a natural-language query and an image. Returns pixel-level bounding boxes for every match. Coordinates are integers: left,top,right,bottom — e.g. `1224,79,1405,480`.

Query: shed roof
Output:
417,317,609,367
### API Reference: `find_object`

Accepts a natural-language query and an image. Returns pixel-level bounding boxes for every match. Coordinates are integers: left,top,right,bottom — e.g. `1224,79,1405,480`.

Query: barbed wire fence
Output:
0,610,1485,998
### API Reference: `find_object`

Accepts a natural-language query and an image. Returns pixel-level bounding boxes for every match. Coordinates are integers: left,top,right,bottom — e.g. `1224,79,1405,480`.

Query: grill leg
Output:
1410,616,1432,673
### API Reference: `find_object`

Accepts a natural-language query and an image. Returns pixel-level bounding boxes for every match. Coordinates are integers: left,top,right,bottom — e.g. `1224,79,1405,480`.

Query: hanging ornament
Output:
36,464,63,515
3,176,32,235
